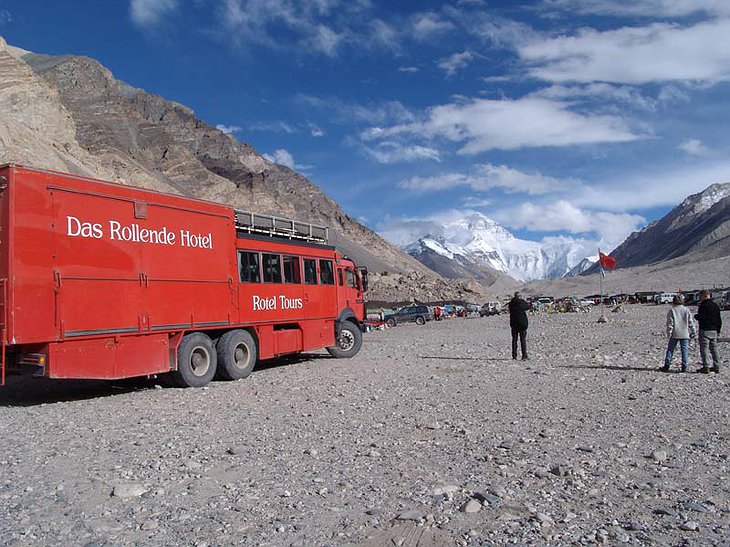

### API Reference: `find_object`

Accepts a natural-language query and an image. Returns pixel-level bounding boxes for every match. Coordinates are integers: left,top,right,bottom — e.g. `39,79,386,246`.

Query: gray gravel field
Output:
0,305,728,546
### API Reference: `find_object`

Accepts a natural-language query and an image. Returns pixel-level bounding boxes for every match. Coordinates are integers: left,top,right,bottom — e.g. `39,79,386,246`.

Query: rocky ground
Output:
1,305,728,546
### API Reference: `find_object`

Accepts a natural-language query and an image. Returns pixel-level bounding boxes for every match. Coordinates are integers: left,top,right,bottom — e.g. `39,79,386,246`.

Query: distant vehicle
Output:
579,298,595,307
385,305,433,326
535,297,553,306
654,293,674,304
479,301,502,317
466,303,480,313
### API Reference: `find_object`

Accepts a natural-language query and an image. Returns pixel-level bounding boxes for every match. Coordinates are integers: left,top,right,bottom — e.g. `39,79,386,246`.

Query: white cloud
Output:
363,142,441,164
263,149,296,169
679,138,710,156
520,19,730,84
543,0,730,17
377,217,447,247
399,164,571,195
130,0,178,28
305,24,343,57
308,122,325,137
297,94,414,125
216,124,242,134
398,66,419,73
530,83,658,111
215,0,389,57
410,12,456,41
572,160,730,211
495,200,645,246
437,50,477,76
0,9,12,25
249,121,296,133
366,97,642,153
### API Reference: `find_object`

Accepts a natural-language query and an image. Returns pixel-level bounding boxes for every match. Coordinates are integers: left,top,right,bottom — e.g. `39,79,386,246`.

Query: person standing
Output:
694,290,722,373
509,291,531,361
661,294,696,372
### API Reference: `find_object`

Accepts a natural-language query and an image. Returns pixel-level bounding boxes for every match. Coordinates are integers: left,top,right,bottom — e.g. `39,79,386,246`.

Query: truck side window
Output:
319,259,335,285
239,251,261,283
345,268,357,288
337,268,344,286
303,258,318,285
283,255,301,284
262,253,282,283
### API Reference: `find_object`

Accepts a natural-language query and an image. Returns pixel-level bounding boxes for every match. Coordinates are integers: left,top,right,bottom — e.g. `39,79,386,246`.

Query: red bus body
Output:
0,165,365,386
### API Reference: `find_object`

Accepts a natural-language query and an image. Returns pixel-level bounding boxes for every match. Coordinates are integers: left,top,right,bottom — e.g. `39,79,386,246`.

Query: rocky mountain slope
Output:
405,213,591,281
0,36,492,302
587,183,730,272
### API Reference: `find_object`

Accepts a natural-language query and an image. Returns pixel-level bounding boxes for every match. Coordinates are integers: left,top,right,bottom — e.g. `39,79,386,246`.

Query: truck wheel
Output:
216,329,257,380
171,332,217,388
415,316,426,325
326,321,362,358
386,318,396,327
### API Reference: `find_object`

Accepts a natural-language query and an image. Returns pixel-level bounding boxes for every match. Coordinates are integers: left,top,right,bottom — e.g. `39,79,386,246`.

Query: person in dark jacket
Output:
694,290,722,373
509,291,531,360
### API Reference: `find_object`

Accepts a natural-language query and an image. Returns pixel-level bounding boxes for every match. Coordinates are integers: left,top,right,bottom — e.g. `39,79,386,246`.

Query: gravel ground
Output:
1,305,728,546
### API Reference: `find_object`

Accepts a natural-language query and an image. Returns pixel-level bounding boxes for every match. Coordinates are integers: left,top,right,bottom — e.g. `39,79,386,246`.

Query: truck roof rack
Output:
234,210,328,244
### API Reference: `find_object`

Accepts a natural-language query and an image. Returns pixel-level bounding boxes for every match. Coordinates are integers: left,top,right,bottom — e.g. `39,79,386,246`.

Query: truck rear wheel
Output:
171,332,217,388
327,321,362,359
216,329,257,380
415,316,426,325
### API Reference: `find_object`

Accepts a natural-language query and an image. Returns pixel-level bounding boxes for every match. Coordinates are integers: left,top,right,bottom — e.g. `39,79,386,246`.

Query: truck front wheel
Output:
216,329,257,380
171,332,217,388
327,321,362,358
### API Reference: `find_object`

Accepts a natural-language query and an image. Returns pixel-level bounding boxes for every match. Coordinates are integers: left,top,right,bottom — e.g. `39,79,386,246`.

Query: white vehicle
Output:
654,293,674,304
579,298,595,307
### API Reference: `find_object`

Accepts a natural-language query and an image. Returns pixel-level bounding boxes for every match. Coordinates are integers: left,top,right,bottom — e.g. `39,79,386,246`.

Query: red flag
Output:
599,251,616,270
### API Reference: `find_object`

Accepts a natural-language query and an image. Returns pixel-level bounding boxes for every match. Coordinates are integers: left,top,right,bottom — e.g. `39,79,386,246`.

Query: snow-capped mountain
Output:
599,182,730,269
405,213,593,281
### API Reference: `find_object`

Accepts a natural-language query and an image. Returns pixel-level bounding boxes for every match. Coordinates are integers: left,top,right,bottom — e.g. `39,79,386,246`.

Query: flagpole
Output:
597,249,607,323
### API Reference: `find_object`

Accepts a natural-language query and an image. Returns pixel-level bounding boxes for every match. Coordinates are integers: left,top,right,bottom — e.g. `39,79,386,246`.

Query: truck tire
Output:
386,318,396,327
326,321,362,358
216,329,257,380
171,332,217,388
415,316,426,325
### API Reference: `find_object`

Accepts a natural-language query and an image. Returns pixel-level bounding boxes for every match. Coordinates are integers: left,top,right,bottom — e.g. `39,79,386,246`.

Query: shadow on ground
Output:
0,352,330,407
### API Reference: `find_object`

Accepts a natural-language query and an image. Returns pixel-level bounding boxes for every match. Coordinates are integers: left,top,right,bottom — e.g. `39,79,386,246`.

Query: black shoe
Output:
659,366,670,373
521,356,529,361
681,366,687,373
698,367,709,374
512,356,517,360
710,366,720,373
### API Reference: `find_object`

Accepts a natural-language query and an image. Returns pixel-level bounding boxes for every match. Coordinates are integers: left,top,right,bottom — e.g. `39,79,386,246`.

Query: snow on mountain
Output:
565,255,599,277
405,212,593,281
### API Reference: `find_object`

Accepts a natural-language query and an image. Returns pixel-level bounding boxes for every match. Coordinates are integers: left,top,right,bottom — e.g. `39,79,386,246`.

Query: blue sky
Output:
2,0,730,256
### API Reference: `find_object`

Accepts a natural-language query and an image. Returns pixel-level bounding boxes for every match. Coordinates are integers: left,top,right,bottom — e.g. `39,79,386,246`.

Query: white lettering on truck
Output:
67,216,103,239
252,295,304,311
64,215,213,250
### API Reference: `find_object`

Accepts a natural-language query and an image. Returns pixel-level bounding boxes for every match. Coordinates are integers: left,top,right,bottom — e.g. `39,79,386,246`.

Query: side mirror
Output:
359,267,369,292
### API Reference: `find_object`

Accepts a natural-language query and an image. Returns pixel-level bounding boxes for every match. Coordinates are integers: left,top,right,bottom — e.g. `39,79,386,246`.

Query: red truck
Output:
0,165,367,388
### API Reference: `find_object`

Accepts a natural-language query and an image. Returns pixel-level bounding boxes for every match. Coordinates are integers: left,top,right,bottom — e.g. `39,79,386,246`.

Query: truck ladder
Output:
234,210,328,244
0,278,6,386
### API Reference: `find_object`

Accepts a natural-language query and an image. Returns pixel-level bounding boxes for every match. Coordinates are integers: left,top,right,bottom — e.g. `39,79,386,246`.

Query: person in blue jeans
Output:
661,294,696,372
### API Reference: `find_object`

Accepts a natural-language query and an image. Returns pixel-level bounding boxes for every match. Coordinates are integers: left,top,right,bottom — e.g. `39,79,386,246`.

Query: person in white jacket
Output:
661,294,697,372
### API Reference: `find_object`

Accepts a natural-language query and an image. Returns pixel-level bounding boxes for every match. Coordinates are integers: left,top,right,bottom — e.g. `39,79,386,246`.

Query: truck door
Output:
336,266,350,311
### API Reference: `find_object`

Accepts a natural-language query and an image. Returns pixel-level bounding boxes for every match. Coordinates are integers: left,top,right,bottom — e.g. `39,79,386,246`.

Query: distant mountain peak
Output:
404,213,591,281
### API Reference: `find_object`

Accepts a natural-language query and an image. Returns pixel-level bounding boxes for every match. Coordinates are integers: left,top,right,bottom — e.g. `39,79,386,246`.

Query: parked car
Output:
579,298,595,307
385,305,434,326
654,293,674,304
479,301,502,316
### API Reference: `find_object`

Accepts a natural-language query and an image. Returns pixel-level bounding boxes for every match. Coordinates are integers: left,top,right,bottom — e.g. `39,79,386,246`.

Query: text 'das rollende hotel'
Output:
65,215,213,249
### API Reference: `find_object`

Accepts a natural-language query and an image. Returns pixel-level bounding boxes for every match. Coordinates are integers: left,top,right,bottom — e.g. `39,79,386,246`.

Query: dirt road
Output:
1,305,728,546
